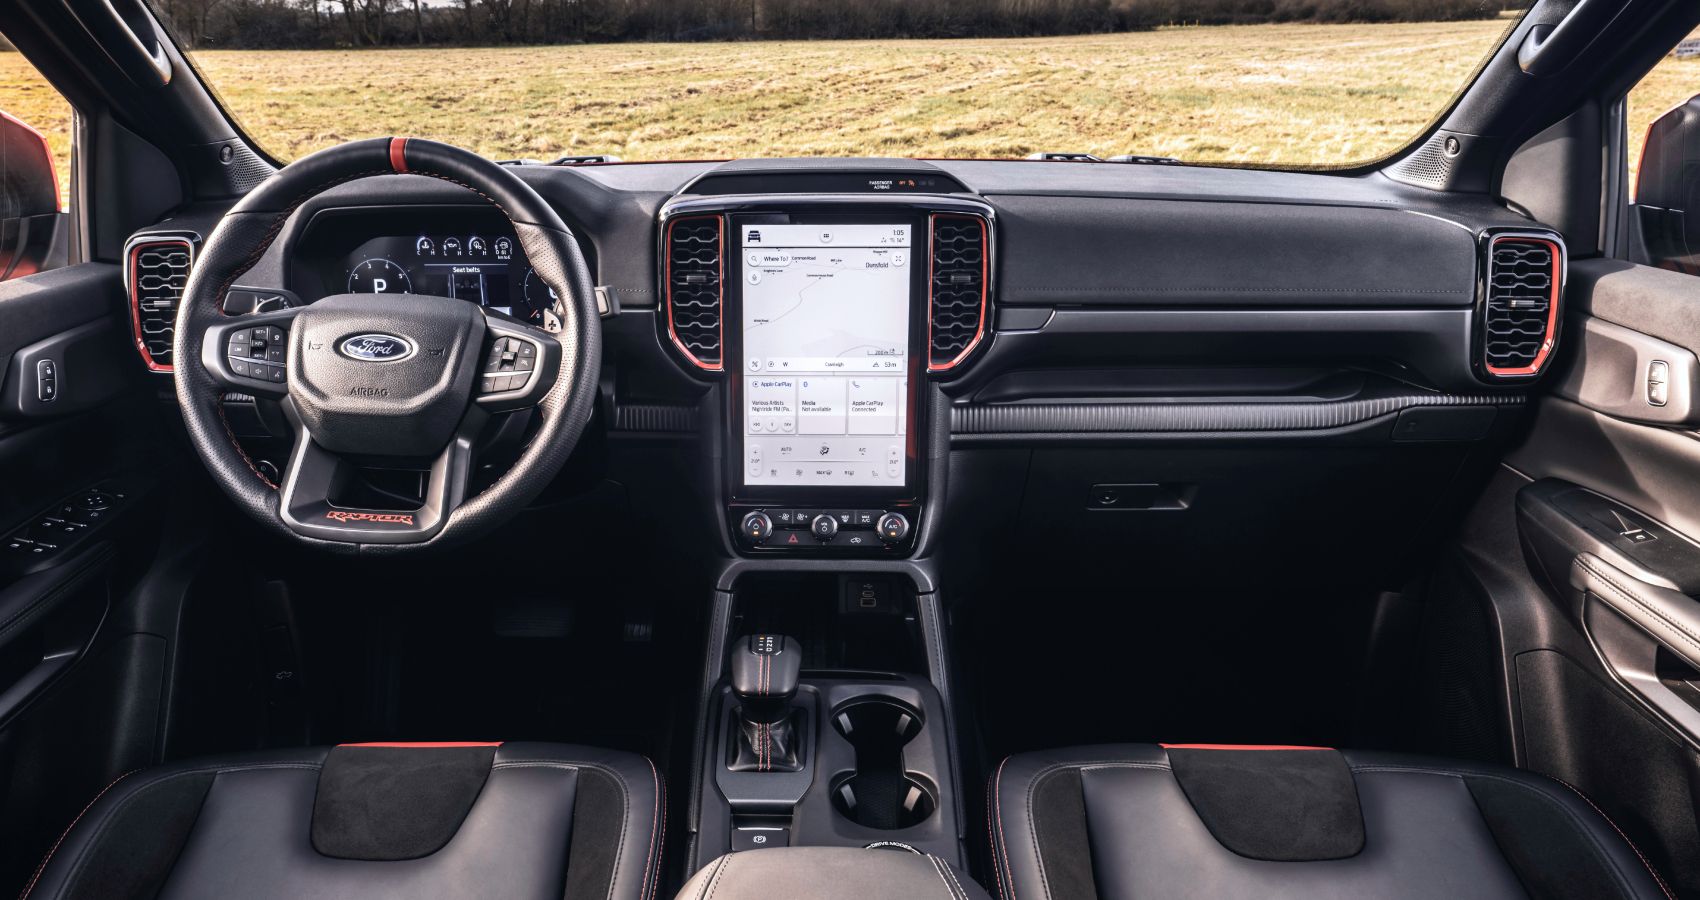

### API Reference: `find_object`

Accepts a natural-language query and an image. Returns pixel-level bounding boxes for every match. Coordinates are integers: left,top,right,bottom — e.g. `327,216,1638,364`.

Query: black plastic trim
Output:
953,391,1522,435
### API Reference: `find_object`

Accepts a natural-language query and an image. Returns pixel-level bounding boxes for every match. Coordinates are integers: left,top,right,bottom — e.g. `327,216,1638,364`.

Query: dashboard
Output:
123,157,1568,566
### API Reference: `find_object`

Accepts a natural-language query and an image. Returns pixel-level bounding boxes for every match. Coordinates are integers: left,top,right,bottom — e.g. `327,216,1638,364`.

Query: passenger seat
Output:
20,742,662,900
988,744,1672,899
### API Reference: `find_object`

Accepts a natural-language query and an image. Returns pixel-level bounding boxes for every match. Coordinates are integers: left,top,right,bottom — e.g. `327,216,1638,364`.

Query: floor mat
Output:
961,580,1382,758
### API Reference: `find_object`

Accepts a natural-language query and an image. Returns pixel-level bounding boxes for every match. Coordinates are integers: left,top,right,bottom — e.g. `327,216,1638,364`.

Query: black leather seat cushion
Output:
989,744,1674,900
679,847,992,900
20,742,663,900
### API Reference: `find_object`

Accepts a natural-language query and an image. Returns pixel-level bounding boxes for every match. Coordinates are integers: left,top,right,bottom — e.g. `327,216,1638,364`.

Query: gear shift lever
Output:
728,634,804,772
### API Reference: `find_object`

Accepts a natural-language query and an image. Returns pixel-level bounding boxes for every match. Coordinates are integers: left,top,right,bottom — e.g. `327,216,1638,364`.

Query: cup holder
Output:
830,699,936,830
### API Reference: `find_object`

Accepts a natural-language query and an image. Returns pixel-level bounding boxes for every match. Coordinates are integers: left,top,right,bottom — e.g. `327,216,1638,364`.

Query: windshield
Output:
151,2,1523,169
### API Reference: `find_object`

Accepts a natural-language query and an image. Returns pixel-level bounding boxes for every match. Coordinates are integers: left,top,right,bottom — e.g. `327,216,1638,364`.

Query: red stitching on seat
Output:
19,770,138,900
991,756,1012,900
1159,743,1331,751
1548,775,1677,900
639,756,661,900
337,741,501,748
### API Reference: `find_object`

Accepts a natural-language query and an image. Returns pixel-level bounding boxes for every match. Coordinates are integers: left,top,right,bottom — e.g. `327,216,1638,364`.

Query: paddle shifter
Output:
728,634,804,773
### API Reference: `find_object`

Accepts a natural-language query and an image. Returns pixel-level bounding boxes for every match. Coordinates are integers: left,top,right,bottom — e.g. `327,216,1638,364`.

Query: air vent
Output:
665,215,724,371
127,237,194,372
928,213,989,372
1481,234,1563,378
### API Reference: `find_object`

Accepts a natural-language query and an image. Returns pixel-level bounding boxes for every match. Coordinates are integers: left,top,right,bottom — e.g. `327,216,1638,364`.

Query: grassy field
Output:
3,18,1698,202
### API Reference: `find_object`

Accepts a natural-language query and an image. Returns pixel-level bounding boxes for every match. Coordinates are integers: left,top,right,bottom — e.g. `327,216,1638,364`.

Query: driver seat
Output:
19,742,663,900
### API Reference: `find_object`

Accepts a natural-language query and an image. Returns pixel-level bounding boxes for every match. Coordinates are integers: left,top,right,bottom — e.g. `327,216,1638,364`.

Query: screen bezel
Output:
725,210,928,504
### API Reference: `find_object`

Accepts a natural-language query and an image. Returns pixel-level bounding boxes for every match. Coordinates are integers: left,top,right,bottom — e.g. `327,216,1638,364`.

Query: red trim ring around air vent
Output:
663,214,725,372
127,238,192,374
1484,234,1563,378
927,213,989,373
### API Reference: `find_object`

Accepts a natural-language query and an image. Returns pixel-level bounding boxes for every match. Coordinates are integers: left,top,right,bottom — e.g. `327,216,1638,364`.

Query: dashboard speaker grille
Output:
1388,132,1455,189
665,214,724,371
1482,235,1562,378
928,213,988,372
128,238,193,372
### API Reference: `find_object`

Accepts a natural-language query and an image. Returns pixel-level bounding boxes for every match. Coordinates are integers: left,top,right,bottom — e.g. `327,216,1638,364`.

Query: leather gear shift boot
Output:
729,708,804,772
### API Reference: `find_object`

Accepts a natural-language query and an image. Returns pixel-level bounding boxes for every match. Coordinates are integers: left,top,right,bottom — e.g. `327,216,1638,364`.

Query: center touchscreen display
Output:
740,222,911,488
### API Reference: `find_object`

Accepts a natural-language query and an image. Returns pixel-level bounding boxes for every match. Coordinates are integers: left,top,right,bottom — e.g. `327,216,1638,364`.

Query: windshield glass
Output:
149,2,1523,169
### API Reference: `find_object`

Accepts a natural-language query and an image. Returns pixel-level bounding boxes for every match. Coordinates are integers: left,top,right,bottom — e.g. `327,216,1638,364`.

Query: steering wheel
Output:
172,138,601,553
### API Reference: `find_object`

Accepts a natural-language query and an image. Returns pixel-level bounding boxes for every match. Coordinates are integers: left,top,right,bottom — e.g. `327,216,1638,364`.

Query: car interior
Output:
5,0,1700,897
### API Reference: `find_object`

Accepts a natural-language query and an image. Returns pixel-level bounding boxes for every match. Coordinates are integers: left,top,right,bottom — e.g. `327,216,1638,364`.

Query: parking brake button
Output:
730,825,790,852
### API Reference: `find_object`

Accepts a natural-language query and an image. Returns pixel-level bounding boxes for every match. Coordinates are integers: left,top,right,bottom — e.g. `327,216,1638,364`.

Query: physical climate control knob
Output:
877,512,910,544
810,514,839,541
741,511,774,544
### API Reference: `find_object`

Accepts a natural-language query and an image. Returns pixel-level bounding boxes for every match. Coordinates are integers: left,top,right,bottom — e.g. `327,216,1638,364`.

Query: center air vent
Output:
665,215,724,371
1481,233,1563,379
127,237,194,372
928,213,989,372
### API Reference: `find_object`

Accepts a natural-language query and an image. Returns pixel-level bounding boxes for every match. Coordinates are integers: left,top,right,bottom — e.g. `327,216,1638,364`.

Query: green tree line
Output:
152,0,1504,48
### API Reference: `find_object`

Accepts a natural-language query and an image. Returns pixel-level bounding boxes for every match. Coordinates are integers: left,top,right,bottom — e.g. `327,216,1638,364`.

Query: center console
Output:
658,192,994,558
692,575,963,867
661,183,990,877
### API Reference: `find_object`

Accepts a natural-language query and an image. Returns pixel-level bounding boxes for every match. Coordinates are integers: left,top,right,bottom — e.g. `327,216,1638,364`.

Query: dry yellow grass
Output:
188,20,1516,166
3,18,1696,204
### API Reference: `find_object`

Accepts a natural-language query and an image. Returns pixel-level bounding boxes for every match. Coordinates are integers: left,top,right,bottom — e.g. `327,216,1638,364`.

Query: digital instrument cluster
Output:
339,232,556,324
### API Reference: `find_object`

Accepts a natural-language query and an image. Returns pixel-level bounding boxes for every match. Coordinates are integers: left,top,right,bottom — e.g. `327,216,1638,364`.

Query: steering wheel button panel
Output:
227,323,290,386
479,334,542,394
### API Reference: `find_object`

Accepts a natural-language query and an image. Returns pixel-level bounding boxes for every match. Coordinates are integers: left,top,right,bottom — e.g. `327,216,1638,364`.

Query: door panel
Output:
0,260,173,891
1516,479,1700,740
0,263,138,526
1483,256,1700,896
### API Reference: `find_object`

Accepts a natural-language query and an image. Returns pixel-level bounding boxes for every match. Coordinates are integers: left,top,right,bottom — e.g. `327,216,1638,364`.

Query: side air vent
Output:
1480,233,1564,379
928,213,989,372
127,236,195,372
665,214,724,371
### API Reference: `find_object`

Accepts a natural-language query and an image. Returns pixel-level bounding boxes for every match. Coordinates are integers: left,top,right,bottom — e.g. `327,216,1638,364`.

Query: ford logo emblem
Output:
339,333,416,363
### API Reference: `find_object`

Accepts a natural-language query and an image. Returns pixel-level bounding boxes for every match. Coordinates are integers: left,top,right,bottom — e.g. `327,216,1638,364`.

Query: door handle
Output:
80,0,173,86
1516,479,1700,746
1573,552,1700,671
1571,551,1700,746
0,649,77,724
0,543,112,729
